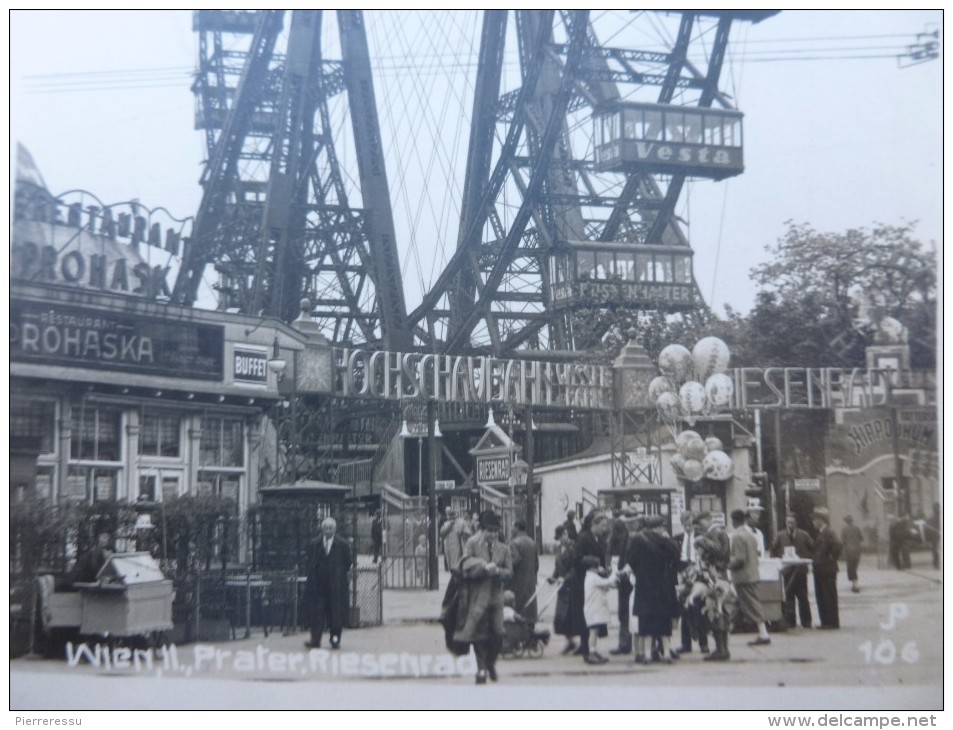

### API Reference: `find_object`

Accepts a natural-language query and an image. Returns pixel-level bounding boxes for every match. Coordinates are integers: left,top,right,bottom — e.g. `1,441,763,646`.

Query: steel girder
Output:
407,10,752,357
173,10,409,349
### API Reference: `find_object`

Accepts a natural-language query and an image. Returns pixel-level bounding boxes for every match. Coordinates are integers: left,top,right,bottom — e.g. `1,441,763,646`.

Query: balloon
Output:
682,458,704,482
704,436,724,453
675,430,702,451
692,337,731,382
648,375,677,403
670,453,686,475
656,392,681,422
680,437,707,462
679,381,707,415
703,450,734,481
705,373,734,410
658,344,694,383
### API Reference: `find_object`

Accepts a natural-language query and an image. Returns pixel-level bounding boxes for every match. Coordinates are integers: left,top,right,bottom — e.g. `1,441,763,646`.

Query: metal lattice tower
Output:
173,10,412,350
412,10,775,356
174,10,773,357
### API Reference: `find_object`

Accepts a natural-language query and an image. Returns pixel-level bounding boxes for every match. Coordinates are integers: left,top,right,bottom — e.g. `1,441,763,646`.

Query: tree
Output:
744,221,937,368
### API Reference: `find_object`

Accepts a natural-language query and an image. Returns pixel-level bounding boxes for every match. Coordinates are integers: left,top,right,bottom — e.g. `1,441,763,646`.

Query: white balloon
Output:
658,344,694,383
682,458,704,482
692,337,731,382
679,381,707,415
680,437,707,462
675,430,702,451
705,373,734,410
648,376,677,403
670,453,686,475
703,450,734,481
704,436,724,453
656,391,681,422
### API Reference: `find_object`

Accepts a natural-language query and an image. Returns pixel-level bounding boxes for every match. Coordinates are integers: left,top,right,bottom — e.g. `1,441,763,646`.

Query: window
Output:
140,410,181,457
197,472,241,512
71,406,121,462
10,399,55,454
200,417,244,467
65,466,119,503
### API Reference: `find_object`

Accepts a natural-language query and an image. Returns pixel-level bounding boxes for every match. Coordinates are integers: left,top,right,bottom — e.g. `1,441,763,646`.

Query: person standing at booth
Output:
771,514,814,629
304,517,351,650
729,510,771,646
811,508,842,630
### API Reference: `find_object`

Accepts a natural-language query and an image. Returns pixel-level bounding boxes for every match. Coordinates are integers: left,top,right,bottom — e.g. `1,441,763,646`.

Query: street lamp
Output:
400,401,442,590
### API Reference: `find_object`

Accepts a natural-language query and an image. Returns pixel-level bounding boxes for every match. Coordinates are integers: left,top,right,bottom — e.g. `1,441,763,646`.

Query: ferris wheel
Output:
172,10,776,356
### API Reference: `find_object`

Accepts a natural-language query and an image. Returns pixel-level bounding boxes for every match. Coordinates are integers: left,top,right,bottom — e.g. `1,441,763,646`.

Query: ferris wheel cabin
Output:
593,102,744,180
549,241,696,313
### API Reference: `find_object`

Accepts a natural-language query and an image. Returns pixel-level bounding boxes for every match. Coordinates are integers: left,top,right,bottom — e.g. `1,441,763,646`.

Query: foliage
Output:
570,221,936,372
9,498,139,576
160,494,240,576
746,221,937,368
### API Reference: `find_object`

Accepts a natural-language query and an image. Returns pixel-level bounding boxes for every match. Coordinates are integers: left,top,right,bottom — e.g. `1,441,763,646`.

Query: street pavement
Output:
10,550,944,710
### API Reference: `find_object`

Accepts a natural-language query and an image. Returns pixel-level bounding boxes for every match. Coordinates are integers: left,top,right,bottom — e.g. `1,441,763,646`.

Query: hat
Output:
643,515,666,528
813,507,830,522
480,510,501,530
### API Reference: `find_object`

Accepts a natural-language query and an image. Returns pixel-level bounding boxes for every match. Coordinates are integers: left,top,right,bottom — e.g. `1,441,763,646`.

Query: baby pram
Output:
501,618,551,658
500,581,556,658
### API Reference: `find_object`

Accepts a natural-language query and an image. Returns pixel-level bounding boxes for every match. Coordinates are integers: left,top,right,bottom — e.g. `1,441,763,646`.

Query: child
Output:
502,590,523,624
414,534,428,586
583,558,617,665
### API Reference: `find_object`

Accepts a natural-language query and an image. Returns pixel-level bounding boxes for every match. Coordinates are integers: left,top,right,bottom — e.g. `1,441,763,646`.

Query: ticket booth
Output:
598,487,675,535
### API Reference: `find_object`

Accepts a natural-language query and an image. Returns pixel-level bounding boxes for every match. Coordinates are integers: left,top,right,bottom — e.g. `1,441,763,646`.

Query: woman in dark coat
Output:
566,509,610,659
550,525,576,653
626,514,681,664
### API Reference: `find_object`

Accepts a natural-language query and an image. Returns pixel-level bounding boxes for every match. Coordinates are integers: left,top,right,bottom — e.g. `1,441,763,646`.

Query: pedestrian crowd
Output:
300,499,904,686
434,502,862,684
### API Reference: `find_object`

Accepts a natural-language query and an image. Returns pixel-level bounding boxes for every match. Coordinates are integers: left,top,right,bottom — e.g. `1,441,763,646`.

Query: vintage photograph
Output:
9,9,941,715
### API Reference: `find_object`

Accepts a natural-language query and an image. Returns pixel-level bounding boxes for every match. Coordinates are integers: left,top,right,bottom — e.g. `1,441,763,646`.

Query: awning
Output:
258,480,352,499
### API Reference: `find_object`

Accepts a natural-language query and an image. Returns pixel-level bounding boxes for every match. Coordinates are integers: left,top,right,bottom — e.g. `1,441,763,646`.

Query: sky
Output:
8,9,943,319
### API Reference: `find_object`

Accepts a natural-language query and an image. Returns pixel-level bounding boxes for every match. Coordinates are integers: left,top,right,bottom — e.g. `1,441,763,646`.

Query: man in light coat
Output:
729,509,771,647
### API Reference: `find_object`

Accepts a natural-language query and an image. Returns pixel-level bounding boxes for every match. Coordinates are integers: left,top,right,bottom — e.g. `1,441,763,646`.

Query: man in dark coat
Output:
72,531,113,585
304,516,352,649
507,520,539,623
771,514,815,628
811,508,842,630
563,510,579,541
568,509,610,659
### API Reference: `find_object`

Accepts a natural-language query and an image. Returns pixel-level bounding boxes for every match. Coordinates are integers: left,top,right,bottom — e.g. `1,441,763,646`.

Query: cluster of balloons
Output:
650,336,734,425
649,336,735,483
669,430,734,482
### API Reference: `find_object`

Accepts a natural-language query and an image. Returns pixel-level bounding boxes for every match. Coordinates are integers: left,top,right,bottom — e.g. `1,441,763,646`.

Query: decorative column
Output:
611,329,660,488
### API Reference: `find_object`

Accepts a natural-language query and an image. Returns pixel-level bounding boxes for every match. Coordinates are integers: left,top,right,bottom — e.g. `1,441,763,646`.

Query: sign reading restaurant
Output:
10,301,224,380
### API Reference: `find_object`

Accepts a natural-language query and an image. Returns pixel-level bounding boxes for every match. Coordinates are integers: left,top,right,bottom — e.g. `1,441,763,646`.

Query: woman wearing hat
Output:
453,510,513,684
626,514,681,664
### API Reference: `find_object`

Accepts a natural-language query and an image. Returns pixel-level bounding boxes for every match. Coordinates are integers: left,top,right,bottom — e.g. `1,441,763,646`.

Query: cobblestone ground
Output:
11,550,942,710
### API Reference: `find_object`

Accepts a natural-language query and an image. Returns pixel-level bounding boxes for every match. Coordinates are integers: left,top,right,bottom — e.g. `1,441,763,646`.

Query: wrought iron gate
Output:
380,485,430,589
